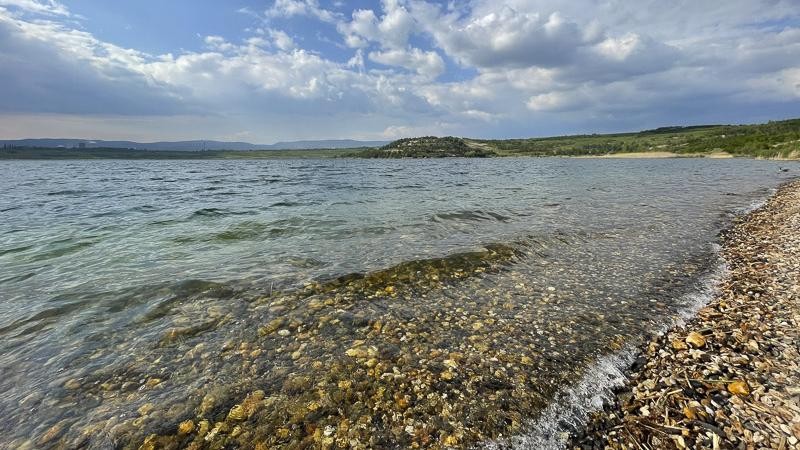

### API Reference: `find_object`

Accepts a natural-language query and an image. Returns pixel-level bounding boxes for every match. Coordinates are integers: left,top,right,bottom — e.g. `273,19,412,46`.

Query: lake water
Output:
0,158,794,449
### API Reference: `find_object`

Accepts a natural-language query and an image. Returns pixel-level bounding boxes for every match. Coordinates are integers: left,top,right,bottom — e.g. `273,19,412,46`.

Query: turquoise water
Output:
0,158,793,448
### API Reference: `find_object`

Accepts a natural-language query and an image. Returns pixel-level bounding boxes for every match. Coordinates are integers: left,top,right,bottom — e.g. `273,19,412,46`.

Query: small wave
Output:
135,279,236,324
270,201,301,207
432,209,512,223
734,187,776,215
189,208,257,218
0,244,34,257
131,205,159,213
45,189,94,196
285,256,325,269
149,218,183,226
174,219,304,243
27,239,98,262
260,176,287,184
484,347,637,450
192,207,228,217
0,298,94,338
0,272,35,284
212,221,274,241
483,240,728,449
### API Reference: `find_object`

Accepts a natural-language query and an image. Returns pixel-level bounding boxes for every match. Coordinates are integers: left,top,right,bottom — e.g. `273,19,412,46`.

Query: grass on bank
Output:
473,118,800,159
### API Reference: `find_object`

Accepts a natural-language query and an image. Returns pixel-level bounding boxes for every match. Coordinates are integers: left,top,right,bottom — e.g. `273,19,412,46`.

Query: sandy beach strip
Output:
569,180,800,449
570,151,735,159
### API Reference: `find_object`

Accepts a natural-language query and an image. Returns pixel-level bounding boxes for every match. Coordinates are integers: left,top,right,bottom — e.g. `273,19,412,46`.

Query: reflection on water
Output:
0,158,793,448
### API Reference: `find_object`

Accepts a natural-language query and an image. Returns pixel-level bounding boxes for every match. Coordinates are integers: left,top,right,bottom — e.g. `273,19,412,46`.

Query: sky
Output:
0,0,798,143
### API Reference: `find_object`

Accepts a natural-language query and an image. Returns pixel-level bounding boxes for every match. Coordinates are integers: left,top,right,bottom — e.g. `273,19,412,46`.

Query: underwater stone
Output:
178,420,195,434
227,404,246,421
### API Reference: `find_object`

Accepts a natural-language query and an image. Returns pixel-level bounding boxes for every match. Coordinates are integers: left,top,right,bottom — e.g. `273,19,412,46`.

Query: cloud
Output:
338,0,415,49
369,47,444,78
428,8,591,69
0,0,69,16
0,13,186,115
0,0,799,141
267,29,295,51
265,0,340,23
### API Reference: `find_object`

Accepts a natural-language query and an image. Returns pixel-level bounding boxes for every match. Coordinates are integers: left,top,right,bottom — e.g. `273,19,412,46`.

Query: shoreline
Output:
568,180,800,449
569,151,734,159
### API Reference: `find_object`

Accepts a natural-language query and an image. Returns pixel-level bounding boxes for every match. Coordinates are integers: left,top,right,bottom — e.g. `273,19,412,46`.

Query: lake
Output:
0,158,793,449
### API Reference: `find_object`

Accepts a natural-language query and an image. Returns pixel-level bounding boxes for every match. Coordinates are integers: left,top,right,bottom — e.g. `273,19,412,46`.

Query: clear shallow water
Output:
0,158,794,449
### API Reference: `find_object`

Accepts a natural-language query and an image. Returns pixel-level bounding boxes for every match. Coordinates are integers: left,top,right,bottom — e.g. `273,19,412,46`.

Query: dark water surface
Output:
0,158,793,449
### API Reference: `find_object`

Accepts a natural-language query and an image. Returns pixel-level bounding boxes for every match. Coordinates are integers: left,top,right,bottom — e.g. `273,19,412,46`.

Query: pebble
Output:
685,331,706,348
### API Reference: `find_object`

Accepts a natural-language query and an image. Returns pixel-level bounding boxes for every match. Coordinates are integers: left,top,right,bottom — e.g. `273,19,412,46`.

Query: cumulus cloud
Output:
0,0,799,141
338,0,414,49
369,47,444,78
0,13,185,115
0,0,69,16
265,0,339,23
267,29,295,51
335,0,442,78
428,8,590,68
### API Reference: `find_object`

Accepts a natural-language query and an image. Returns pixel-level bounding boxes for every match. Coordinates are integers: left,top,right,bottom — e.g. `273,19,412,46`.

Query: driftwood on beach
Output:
571,181,800,449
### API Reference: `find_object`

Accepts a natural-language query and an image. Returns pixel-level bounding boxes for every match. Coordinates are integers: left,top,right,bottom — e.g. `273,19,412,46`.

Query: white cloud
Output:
748,67,800,101
0,0,799,142
346,49,365,70
369,47,444,78
527,91,585,112
429,8,590,69
381,121,459,139
267,29,295,51
265,0,339,23
338,0,415,49
0,0,69,16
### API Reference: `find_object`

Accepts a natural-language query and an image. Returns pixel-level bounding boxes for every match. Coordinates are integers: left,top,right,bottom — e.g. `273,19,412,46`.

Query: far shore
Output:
572,151,735,159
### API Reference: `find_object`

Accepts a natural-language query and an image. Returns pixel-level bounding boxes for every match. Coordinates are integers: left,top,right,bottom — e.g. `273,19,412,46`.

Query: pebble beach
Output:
570,180,800,449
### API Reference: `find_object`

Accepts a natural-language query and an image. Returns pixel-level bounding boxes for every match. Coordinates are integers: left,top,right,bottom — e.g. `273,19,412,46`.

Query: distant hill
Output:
355,136,497,158
0,138,389,151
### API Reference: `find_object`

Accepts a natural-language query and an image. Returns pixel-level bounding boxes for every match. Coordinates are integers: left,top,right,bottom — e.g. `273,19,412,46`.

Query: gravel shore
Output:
570,180,800,449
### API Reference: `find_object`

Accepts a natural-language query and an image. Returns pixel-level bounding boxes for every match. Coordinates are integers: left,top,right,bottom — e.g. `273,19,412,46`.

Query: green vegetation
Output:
3,118,799,160
474,118,800,158
348,136,497,158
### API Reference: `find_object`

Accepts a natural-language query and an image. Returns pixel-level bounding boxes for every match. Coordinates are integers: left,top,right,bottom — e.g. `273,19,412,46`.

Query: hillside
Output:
475,118,800,158
354,136,497,158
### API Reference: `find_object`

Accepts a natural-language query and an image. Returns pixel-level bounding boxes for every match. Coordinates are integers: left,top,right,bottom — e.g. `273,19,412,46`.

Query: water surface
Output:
0,158,793,449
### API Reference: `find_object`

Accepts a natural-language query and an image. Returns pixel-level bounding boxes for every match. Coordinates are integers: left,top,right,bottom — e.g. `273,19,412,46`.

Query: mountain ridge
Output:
0,138,389,151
